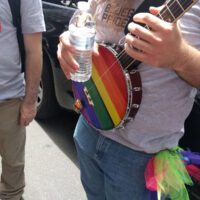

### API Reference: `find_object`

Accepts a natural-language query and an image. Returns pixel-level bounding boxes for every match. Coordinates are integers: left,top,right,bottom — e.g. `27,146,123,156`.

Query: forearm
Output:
24,51,43,104
173,42,200,89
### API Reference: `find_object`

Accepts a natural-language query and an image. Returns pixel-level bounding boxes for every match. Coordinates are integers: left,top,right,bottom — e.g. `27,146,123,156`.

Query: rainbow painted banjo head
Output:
72,44,142,131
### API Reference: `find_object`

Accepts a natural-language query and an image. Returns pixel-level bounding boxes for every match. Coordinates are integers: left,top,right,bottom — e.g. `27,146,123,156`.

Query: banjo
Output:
72,0,199,131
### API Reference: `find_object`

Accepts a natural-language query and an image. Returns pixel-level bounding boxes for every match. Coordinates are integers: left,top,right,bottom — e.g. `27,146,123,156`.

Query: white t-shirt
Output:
0,0,45,102
89,0,200,153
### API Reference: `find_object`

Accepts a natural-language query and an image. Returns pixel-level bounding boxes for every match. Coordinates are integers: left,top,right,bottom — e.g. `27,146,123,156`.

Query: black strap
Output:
8,0,25,73
124,0,166,34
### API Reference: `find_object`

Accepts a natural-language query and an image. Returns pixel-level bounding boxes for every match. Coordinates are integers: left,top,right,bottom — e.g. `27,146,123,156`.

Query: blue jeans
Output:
73,115,155,200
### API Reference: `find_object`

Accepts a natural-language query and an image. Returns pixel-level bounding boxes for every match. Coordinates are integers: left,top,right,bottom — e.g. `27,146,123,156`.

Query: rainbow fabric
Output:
73,45,128,130
145,147,194,200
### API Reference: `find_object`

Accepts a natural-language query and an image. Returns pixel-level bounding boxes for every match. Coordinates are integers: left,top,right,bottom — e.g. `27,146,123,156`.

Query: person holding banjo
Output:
57,0,200,199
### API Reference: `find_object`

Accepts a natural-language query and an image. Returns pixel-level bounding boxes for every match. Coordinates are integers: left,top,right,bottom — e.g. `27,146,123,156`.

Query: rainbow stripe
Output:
73,45,128,130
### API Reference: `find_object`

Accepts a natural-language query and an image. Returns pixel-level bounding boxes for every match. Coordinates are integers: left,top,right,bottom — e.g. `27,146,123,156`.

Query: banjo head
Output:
72,44,136,131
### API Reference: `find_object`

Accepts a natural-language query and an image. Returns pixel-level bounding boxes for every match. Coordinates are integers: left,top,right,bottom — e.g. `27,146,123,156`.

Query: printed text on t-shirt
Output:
102,4,135,28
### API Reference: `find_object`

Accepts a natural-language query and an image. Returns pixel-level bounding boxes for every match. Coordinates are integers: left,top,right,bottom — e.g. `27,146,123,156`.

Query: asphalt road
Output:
22,110,87,200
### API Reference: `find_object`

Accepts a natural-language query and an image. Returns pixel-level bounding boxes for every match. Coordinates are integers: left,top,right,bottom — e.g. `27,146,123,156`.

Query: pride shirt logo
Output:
102,4,135,28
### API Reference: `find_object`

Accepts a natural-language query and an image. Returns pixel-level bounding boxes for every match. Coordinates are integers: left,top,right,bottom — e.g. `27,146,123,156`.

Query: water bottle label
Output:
70,33,95,50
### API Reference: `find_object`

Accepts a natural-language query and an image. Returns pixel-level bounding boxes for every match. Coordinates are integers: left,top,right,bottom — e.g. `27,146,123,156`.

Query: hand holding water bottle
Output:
57,31,99,80
57,1,97,82
57,31,79,79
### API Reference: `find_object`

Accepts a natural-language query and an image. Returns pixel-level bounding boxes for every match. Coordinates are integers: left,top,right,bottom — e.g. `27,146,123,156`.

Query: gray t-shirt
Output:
0,0,45,102
89,0,200,153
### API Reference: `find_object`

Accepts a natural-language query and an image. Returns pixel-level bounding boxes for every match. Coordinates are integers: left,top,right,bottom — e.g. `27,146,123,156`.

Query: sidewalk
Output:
0,119,86,200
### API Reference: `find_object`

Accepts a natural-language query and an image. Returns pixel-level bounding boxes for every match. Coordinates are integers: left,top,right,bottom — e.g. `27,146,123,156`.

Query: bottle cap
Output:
77,1,90,11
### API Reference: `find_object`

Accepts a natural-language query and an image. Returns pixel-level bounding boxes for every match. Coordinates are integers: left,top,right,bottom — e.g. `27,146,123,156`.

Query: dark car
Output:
36,0,78,119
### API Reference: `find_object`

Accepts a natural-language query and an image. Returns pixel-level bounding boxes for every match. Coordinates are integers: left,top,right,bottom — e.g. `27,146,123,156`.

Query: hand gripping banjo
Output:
72,0,199,131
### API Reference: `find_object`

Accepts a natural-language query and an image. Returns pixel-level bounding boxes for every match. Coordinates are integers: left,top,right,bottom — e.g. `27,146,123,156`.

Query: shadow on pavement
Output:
36,109,80,167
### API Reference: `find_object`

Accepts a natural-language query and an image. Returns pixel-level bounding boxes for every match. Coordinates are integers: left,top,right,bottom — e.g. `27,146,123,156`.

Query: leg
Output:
74,116,106,200
100,137,154,200
0,98,26,200
74,115,154,200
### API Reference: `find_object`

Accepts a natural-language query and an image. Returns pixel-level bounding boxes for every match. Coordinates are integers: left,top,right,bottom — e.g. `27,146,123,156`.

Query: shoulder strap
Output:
8,0,25,73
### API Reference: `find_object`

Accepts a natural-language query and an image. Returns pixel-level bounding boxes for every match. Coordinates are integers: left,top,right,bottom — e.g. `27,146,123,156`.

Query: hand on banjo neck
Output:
125,6,188,71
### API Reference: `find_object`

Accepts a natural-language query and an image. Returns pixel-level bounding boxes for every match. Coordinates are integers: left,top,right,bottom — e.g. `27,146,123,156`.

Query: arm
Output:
173,43,200,89
20,33,43,126
125,8,200,89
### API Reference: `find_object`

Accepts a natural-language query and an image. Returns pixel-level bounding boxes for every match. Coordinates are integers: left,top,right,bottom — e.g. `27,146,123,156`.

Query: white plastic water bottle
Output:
69,1,96,82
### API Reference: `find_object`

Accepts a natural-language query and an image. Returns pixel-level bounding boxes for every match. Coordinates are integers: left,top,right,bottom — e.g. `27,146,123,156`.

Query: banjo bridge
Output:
83,87,94,107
